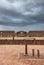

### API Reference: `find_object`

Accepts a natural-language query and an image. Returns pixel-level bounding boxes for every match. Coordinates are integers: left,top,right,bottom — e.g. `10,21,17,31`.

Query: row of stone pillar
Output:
25,49,40,58
32,49,40,57
25,43,40,58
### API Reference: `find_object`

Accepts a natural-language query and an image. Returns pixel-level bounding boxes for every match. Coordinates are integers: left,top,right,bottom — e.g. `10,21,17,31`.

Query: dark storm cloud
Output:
0,0,44,30
0,8,22,19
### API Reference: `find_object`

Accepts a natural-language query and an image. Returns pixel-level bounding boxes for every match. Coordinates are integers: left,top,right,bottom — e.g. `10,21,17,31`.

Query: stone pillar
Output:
25,41,28,55
37,49,40,58
32,49,34,56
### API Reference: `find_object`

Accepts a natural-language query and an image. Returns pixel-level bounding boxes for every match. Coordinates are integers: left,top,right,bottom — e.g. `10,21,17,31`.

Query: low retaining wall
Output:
0,40,44,45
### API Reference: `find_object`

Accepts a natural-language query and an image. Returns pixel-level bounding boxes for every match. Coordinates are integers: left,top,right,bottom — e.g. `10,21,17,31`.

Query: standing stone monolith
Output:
25,42,27,55
37,49,40,58
32,49,34,56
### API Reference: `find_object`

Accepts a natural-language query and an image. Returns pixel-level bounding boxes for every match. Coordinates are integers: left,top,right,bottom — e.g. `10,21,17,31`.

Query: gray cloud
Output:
0,0,44,31
7,0,15,3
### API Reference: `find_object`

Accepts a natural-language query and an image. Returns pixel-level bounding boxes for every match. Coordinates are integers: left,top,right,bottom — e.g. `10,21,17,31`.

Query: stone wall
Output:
16,31,27,37
0,31,15,37
28,31,44,37
0,31,44,37
0,40,44,45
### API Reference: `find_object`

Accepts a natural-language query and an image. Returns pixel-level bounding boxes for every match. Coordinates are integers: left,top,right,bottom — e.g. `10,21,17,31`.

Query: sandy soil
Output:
0,45,44,65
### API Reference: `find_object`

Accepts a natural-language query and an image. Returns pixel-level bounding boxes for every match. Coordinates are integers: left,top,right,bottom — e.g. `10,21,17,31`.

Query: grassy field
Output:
0,45,44,65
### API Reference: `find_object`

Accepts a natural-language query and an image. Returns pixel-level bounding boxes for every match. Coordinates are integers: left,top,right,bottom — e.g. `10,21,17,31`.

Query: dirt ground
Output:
0,45,44,65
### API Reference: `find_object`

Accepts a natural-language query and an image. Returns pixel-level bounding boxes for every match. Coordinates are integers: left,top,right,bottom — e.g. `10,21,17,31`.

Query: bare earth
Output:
0,45,44,65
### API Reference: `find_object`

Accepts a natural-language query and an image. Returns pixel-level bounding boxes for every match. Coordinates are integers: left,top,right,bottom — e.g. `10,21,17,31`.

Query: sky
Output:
0,0,44,31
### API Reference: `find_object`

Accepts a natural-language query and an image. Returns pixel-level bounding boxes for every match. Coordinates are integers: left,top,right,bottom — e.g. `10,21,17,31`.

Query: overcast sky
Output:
0,0,44,31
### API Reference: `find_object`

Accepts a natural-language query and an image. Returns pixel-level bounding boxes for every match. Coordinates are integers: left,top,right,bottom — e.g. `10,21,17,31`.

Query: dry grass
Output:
0,45,44,65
